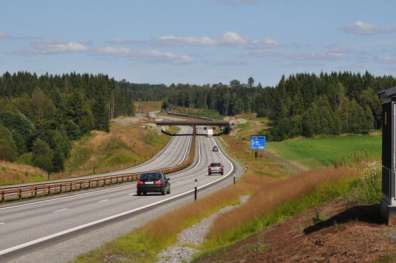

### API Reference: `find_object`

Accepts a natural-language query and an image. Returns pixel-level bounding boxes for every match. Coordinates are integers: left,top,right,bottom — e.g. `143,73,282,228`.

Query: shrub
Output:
32,138,53,172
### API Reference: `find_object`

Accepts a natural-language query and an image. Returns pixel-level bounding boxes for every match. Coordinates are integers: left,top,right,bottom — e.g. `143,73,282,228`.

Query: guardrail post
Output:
18,188,22,200
194,178,198,201
34,186,37,197
1,190,4,202
47,185,50,195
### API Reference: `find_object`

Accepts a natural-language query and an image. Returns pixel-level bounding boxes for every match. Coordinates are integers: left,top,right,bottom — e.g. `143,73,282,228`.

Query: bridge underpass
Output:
155,120,231,136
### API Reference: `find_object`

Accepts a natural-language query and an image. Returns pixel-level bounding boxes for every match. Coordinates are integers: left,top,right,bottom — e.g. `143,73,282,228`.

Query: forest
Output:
0,71,394,173
163,72,396,140
0,72,135,173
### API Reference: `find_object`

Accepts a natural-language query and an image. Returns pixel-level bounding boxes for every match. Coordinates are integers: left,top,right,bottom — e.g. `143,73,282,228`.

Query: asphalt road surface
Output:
0,127,236,262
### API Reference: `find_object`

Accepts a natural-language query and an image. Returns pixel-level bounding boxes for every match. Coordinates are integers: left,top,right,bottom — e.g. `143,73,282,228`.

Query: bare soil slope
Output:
196,200,396,263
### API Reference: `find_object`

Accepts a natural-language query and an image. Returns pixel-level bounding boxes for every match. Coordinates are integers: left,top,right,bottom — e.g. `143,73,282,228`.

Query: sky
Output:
1,0,396,86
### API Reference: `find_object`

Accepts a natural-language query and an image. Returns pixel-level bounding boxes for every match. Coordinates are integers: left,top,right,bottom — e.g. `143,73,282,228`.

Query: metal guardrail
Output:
0,135,196,203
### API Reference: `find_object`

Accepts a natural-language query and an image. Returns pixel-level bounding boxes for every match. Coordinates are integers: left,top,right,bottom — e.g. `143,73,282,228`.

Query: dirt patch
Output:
197,200,396,263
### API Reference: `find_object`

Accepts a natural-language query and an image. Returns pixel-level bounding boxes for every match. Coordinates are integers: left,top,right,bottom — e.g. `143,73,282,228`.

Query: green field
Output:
268,135,381,168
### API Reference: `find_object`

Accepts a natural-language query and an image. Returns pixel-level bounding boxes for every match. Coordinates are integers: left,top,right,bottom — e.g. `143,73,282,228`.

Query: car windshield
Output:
210,163,221,167
140,173,162,181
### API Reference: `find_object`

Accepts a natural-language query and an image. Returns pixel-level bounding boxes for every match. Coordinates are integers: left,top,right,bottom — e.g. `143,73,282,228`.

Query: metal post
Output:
194,178,198,201
233,175,236,184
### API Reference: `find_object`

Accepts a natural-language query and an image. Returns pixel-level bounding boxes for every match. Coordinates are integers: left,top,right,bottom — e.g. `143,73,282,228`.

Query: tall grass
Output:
197,166,382,258
0,161,47,186
58,122,169,179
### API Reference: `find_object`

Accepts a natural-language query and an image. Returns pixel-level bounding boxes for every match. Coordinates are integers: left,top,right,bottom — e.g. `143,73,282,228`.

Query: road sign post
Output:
250,135,266,159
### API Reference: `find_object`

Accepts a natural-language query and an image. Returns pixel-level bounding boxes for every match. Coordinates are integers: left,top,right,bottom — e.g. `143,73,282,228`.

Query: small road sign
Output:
250,135,266,150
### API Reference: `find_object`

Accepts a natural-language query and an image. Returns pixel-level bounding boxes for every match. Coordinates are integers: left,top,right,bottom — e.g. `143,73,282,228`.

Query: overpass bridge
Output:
155,120,231,136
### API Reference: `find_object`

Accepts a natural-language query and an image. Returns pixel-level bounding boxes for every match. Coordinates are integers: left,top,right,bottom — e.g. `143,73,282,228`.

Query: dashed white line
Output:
97,199,109,203
53,208,68,214
0,222,5,225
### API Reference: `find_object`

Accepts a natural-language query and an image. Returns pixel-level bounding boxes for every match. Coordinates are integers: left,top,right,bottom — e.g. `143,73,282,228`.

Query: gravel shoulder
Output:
157,195,250,263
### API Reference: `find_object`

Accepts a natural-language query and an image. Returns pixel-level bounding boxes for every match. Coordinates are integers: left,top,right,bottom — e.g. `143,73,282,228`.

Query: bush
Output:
32,138,53,172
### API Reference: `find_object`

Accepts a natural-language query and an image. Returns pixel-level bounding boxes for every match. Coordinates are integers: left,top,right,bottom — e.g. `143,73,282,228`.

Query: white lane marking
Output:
52,208,68,214
129,193,135,196
0,184,131,211
97,199,109,203
0,136,235,257
0,135,192,211
0,222,5,225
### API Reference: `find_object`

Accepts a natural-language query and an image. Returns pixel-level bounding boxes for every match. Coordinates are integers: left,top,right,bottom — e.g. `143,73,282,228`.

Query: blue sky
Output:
1,0,396,86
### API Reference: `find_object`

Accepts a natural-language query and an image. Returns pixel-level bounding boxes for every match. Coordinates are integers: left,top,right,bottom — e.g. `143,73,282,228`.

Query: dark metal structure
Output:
155,120,231,136
379,87,396,224
155,120,230,126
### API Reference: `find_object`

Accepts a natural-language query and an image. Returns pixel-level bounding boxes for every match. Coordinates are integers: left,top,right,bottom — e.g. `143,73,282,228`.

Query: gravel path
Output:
157,195,250,263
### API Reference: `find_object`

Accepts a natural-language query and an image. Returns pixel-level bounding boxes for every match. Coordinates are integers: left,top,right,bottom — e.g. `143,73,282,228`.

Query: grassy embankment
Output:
75,115,381,263
0,161,48,185
196,133,381,259
0,115,172,185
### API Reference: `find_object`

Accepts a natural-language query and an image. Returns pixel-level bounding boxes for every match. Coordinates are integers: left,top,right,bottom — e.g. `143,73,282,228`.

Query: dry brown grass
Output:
135,101,162,113
54,121,169,179
207,166,359,239
0,161,47,186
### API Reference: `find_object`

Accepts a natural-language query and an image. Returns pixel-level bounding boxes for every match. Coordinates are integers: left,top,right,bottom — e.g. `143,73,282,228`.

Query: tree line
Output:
1,70,394,173
162,72,395,140
0,72,136,173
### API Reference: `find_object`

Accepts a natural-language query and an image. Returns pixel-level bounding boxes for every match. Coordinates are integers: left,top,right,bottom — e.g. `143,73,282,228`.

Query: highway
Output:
0,127,236,262
99,125,192,175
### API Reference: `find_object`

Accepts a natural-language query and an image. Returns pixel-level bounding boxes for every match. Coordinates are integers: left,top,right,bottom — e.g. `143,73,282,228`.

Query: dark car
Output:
212,145,219,152
208,162,224,175
137,172,170,195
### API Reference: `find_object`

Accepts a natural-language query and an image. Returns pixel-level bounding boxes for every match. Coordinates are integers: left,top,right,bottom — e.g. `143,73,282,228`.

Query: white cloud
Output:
159,35,217,46
221,32,248,45
159,32,275,48
96,46,192,64
381,56,396,64
32,41,88,54
249,38,279,49
341,21,396,35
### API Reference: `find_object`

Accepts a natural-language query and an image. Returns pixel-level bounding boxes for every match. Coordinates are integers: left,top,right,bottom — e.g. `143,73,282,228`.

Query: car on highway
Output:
208,162,224,175
212,145,219,152
137,172,170,195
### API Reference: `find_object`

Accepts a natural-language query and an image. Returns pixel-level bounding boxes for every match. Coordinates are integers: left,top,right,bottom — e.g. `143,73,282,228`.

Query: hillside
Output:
0,115,171,185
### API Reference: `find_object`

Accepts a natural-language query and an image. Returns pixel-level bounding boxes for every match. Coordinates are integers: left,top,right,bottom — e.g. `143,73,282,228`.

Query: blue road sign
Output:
250,135,266,150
